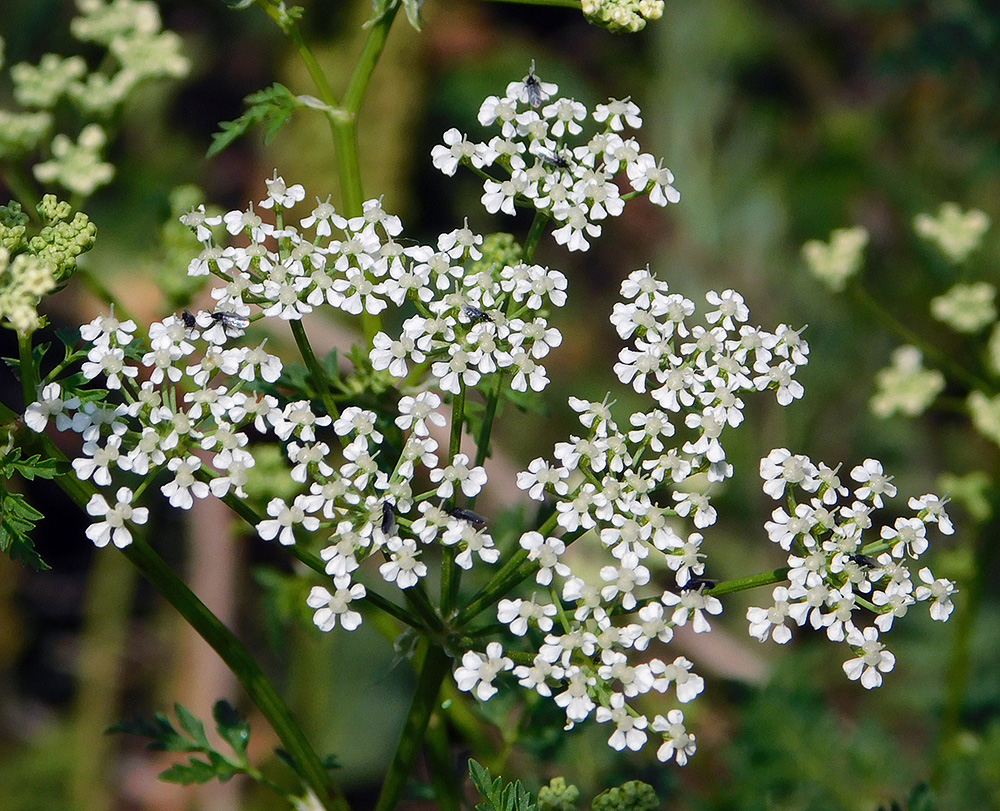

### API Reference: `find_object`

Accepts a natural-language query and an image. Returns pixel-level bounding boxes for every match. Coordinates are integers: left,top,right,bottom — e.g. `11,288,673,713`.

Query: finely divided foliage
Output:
27,66,955,765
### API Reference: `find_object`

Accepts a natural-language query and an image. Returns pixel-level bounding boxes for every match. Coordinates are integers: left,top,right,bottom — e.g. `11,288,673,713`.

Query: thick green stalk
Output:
122,539,349,811
17,331,38,405
336,4,400,342
373,643,452,811
25,432,348,811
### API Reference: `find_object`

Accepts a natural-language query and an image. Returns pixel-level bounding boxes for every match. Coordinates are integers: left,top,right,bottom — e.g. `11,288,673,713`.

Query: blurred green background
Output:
2,0,1000,809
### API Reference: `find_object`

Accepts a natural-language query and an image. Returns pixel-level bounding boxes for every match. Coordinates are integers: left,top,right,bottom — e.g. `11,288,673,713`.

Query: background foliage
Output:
2,0,999,809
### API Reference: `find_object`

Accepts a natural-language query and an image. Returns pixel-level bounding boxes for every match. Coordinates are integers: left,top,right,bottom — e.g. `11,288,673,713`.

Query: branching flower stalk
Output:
9,63,958,804
1,1,965,806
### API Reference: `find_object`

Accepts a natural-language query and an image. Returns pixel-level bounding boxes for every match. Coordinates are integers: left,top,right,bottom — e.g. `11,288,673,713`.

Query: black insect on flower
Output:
848,553,879,569
445,505,487,529
210,310,250,337
524,59,545,108
538,148,571,170
462,305,494,325
381,501,397,535
686,577,718,592
180,310,198,329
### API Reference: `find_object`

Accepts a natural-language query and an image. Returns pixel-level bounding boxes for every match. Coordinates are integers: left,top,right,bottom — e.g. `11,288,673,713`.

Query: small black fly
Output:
848,553,879,569
686,577,718,592
180,310,197,329
538,149,571,170
462,305,494,324
445,506,487,529
524,60,544,108
210,310,250,337
381,501,397,535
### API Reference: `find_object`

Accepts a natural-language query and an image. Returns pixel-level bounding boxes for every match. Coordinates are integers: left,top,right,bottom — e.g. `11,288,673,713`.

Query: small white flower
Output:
842,626,895,689
595,693,647,752
85,487,148,549
454,642,513,701
651,709,697,765
306,576,366,631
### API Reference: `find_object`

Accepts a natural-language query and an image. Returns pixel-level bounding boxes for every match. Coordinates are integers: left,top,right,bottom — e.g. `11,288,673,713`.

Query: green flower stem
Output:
121,539,348,811
200,471,424,630
290,319,343,428
26,432,348,811
284,21,339,106
850,281,989,394
334,3,400,343
424,711,461,811
17,331,38,405
402,581,445,633
523,211,551,262
441,383,468,615
472,372,503,471
76,267,141,326
449,381,466,462
0,166,42,218
454,548,530,625
935,495,1000,780
704,566,791,597
373,642,452,811
454,509,563,624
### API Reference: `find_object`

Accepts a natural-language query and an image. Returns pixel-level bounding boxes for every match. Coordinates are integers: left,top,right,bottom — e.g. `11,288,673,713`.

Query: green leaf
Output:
106,712,190,752
175,703,211,750
468,760,537,811
0,448,55,571
213,700,251,758
160,757,227,785
208,83,299,157
0,490,51,571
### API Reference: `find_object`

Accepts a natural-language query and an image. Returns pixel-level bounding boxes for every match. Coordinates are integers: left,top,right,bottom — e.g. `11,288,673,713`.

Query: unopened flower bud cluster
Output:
750,449,956,688
0,196,97,334
581,0,664,33
433,65,679,252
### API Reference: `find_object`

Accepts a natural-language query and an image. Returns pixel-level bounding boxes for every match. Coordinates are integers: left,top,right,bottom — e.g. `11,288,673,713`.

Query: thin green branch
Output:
290,319,343,427
373,643,452,811
704,566,791,597
849,281,990,394
522,211,551,262
17,331,38,405
478,0,581,7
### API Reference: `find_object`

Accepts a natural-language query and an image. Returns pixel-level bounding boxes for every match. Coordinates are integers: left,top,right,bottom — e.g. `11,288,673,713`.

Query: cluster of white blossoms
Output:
749,449,957,688
432,64,679,252
25,177,518,627
451,276,809,764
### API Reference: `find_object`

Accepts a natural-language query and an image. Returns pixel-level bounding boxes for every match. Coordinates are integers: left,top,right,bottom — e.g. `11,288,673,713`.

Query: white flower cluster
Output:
749,449,957,689
451,277,809,763
25,303,287,546
184,175,566,401
25,174,527,635
432,65,679,252
369,241,566,395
